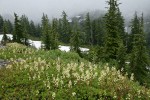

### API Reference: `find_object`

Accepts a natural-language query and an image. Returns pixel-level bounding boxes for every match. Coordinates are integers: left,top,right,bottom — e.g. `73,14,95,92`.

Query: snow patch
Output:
0,34,89,52
125,62,130,64
80,47,89,52
58,45,70,52
29,40,42,49
0,34,13,42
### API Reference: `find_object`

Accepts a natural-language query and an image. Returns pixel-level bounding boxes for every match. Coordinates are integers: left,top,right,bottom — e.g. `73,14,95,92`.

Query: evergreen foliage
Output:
35,24,42,38
22,27,30,46
127,13,140,53
42,14,51,50
103,0,126,65
42,14,58,50
61,11,71,43
0,0,150,87
91,18,104,46
5,20,13,34
13,13,24,43
117,8,127,46
2,21,8,45
70,21,82,55
84,13,93,45
29,20,36,36
20,15,41,38
20,15,30,45
0,15,4,32
58,19,62,40
20,15,30,34
51,18,59,50
130,13,150,84
145,17,150,48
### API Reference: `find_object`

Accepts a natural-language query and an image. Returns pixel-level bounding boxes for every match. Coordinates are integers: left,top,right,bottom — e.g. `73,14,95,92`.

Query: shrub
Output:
0,43,150,99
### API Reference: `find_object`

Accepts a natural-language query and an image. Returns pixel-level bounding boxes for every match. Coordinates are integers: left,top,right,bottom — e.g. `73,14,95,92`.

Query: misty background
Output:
0,0,150,22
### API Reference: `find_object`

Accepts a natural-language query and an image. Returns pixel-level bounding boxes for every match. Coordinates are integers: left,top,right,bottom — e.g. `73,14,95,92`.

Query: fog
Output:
0,0,149,22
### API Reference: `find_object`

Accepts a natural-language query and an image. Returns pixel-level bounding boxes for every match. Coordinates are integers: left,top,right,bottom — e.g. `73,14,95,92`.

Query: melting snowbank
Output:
28,40,42,49
0,34,89,52
31,42,89,52
0,34,13,42
58,45,70,52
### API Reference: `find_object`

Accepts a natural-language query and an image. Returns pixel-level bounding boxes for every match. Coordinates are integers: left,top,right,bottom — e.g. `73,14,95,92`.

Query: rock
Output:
0,59,9,68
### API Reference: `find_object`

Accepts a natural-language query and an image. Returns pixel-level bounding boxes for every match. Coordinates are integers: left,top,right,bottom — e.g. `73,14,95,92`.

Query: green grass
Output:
0,43,150,99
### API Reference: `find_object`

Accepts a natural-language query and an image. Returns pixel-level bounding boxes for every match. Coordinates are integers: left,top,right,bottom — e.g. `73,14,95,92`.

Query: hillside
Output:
0,43,150,99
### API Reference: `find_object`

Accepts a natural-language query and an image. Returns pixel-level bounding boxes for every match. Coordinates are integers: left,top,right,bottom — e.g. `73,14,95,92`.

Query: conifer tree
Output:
29,20,36,36
70,21,81,54
85,13,93,45
117,8,127,46
6,20,13,34
145,18,150,48
130,13,150,84
58,19,62,35
0,15,4,32
20,15,30,36
22,27,29,46
61,11,71,43
13,13,23,43
127,12,139,53
2,21,8,45
116,7,127,70
41,14,51,50
104,0,125,63
36,24,42,37
91,17,104,46
50,18,59,50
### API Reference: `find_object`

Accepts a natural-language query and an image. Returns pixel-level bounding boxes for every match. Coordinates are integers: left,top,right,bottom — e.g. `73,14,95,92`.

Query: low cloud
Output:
0,0,149,21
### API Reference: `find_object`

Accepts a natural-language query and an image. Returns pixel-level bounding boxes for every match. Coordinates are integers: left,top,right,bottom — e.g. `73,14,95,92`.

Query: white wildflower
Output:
33,74,36,80
121,68,124,72
106,67,110,73
35,90,39,95
68,80,72,88
38,57,41,62
74,80,77,85
130,73,134,81
101,70,106,78
93,72,98,78
47,82,50,89
53,77,59,87
72,92,76,96
37,74,41,80
138,90,141,95
56,64,61,72
52,92,56,99
112,67,116,71
79,65,84,73
41,66,44,71
114,95,117,99
60,79,64,86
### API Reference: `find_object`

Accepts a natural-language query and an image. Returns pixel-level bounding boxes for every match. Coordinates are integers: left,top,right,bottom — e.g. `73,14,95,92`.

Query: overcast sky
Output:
0,0,149,21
